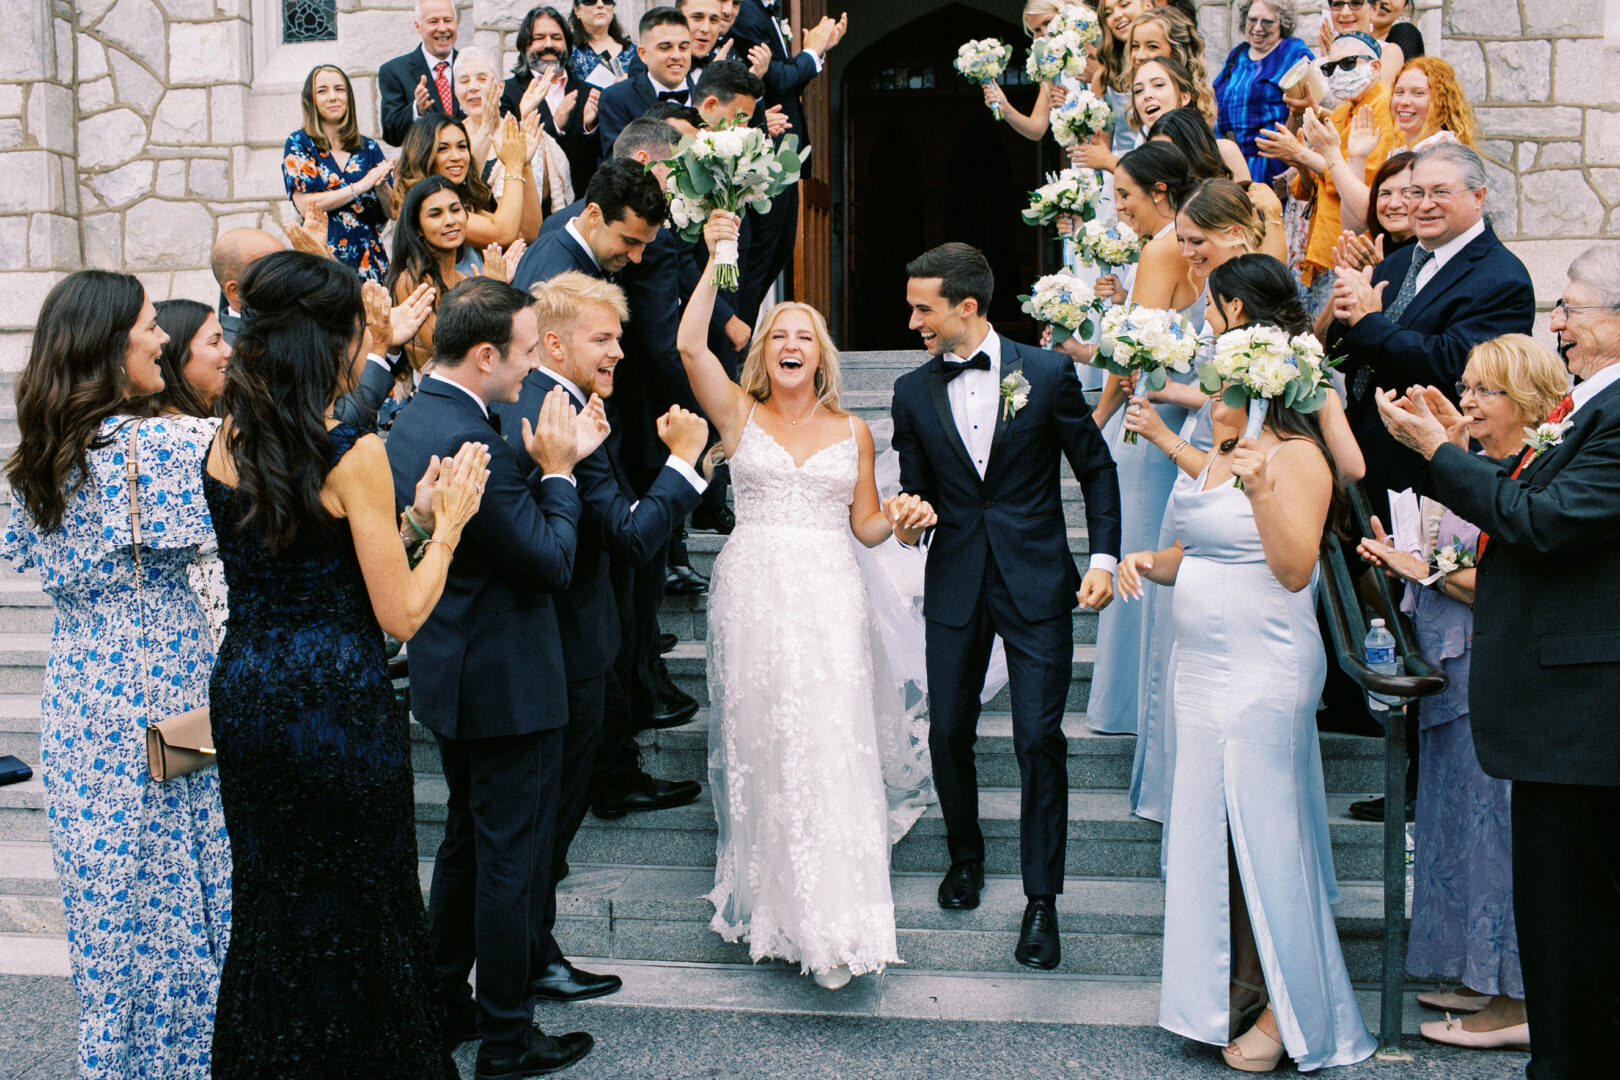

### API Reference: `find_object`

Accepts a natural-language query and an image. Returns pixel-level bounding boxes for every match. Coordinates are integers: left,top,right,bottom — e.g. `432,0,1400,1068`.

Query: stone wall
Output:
0,0,1613,371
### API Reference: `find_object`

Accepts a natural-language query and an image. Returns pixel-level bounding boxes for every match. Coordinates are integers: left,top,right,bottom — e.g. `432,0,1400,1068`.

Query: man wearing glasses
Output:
1327,140,1534,526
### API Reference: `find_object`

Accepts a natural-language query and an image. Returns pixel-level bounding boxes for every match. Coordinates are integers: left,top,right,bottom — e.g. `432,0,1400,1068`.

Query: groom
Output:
891,243,1122,970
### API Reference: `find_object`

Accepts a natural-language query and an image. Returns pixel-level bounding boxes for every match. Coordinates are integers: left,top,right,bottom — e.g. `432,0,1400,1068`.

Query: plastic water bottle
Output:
1364,618,1399,710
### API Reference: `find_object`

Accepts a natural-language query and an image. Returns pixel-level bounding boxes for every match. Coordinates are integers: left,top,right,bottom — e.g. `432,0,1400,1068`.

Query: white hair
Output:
453,46,499,80
1414,141,1488,192
416,0,458,19
1568,245,1620,311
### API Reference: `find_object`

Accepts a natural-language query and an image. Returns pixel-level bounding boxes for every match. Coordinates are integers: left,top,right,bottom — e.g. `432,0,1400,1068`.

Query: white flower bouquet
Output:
1025,6,1102,83
1200,325,1335,461
1019,272,1102,346
1049,88,1114,147
662,123,803,290
1070,218,1142,271
1096,304,1199,441
955,38,1014,120
1021,168,1105,227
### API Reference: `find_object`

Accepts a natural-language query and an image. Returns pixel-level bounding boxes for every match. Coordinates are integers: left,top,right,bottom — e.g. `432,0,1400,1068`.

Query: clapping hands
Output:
416,440,493,540
1357,514,1431,583
1374,385,1461,461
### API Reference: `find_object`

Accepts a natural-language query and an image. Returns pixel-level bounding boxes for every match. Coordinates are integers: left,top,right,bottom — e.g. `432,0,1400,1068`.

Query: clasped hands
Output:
881,493,938,546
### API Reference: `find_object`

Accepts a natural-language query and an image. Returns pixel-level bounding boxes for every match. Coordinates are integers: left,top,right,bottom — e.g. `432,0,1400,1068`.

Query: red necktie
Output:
1547,393,1574,423
1477,393,1574,561
434,60,453,114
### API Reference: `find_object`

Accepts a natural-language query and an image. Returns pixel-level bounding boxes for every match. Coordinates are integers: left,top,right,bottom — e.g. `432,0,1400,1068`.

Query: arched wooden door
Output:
789,0,833,316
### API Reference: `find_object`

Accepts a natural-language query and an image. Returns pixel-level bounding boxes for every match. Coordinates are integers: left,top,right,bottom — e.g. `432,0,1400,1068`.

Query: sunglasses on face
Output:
1319,55,1369,75
1327,0,1367,9
578,0,615,7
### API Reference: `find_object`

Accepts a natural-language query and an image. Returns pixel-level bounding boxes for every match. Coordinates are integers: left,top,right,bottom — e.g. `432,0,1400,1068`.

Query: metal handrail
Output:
1316,482,1449,1061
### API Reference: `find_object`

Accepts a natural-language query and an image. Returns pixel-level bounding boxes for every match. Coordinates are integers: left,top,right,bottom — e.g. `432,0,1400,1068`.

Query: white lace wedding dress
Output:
705,408,933,976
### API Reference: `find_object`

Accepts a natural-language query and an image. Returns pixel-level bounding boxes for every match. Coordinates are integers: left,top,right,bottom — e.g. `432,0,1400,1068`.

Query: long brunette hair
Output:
5,270,147,533
221,251,363,554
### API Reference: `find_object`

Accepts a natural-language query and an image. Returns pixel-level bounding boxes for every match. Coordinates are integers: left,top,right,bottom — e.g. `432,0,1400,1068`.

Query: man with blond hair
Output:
492,272,709,1003
380,0,465,145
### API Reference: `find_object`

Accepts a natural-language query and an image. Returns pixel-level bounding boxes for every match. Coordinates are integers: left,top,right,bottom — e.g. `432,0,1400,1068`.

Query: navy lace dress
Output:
203,425,454,1079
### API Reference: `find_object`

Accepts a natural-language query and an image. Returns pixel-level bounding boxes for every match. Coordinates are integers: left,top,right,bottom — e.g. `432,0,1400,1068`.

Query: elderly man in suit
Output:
596,6,695,155
379,0,465,146
1329,141,1536,527
386,278,603,1079
1376,243,1620,1080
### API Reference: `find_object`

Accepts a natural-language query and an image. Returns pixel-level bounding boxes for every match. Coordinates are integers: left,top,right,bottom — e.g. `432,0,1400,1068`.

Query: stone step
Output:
0,695,42,765
411,779,1388,883
0,634,50,696
0,776,45,842
0,577,52,636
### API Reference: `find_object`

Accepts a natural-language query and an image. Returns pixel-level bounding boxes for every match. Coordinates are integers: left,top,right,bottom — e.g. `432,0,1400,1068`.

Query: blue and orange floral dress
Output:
282,129,391,282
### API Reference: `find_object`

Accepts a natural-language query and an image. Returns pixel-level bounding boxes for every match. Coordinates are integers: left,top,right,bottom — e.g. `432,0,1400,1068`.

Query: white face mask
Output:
1326,61,1376,101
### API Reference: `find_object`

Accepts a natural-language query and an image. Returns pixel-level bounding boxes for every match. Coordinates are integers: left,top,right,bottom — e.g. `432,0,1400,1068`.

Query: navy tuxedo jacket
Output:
500,72,602,197
385,378,581,739
378,47,464,147
730,0,818,146
511,225,604,295
492,370,702,680
890,340,1122,628
1423,379,1620,787
596,74,667,159
1330,223,1534,514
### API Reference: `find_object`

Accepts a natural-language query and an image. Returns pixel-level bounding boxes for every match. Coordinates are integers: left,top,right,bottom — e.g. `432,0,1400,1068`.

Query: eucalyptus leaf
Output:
1144,367,1167,393
1222,385,1250,410
1051,324,1074,345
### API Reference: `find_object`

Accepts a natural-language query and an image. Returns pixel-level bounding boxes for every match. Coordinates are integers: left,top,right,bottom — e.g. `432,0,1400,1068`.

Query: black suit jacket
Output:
385,378,581,738
1329,223,1534,518
890,339,1122,628
492,370,703,680
1422,379,1620,786
500,72,602,197
379,46,464,147
730,0,818,147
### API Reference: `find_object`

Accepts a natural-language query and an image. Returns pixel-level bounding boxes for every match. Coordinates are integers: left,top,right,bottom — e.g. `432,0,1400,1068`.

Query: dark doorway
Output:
841,4,1059,349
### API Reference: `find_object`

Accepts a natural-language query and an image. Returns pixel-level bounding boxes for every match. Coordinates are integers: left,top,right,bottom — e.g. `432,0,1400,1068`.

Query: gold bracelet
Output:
507,174,526,184
1168,438,1189,463
423,537,455,558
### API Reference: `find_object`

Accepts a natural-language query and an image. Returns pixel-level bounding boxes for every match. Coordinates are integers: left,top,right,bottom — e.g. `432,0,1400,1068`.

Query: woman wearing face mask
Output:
1358,335,1566,1055
1118,252,1376,1073
282,64,395,282
1258,32,1398,318
677,210,937,991
1318,0,1405,81
1212,0,1313,184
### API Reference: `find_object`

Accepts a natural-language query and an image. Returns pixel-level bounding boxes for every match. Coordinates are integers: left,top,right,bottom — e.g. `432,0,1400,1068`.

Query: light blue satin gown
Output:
1156,453,1375,1071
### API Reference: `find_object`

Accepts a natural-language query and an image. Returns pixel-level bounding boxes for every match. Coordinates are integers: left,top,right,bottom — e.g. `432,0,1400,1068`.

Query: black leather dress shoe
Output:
532,959,623,1002
475,1028,592,1079
1348,794,1416,822
689,505,735,533
592,773,702,819
659,632,677,654
1014,897,1061,970
650,661,699,729
937,861,984,910
665,565,709,595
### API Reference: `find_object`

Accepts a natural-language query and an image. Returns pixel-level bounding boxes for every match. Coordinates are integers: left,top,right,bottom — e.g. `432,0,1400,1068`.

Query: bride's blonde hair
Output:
738,301,844,412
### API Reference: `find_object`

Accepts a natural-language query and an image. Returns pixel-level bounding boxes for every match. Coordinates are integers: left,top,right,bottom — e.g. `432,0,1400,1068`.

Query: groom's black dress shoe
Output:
665,565,709,594
532,959,623,1002
592,772,702,819
937,861,984,910
1014,897,1062,970
475,1027,593,1079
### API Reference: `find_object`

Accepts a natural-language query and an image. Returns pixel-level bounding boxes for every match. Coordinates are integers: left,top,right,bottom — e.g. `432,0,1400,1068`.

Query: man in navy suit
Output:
726,2,846,324
378,0,465,146
500,6,603,197
595,6,695,157
1330,141,1536,526
510,158,664,294
1376,243,1620,1079
891,243,1121,971
385,278,600,1079
492,272,709,1004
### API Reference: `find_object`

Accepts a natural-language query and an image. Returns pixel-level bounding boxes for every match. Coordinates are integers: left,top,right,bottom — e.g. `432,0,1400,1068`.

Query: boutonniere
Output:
1000,372,1030,420
1432,536,1477,575
1522,418,1572,455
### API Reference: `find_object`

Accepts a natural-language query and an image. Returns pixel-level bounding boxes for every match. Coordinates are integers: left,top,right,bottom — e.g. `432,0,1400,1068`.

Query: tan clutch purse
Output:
126,423,216,783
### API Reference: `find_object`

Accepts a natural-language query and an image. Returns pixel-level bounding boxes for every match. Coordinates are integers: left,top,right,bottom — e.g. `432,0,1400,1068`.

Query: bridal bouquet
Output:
1025,5,1102,83
1019,272,1102,345
1021,168,1105,227
1070,218,1142,271
663,123,803,290
1096,304,1199,441
1200,326,1334,472
955,38,1014,120
1049,89,1114,147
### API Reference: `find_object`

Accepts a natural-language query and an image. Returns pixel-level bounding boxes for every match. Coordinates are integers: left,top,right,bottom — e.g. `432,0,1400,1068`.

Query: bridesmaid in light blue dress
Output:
1119,365,1373,1070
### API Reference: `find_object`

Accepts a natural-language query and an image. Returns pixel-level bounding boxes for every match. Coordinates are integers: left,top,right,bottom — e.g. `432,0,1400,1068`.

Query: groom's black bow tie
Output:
941,352,991,382
658,89,688,102
486,410,503,436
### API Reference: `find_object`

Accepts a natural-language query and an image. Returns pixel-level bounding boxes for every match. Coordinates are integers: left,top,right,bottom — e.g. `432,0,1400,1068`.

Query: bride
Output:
677,210,937,990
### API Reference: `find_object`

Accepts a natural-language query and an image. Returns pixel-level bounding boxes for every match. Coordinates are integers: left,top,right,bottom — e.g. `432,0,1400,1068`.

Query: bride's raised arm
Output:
678,210,755,456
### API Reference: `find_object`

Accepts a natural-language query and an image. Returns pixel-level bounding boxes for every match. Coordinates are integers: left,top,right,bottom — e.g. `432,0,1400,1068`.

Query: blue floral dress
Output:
2,414,232,1080
282,129,391,282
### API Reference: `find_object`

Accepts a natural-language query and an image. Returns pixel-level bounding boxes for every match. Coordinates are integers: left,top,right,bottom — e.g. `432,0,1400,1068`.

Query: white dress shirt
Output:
645,73,693,104
1569,362,1620,418
1413,217,1485,295
539,365,706,494
565,219,602,271
428,371,575,486
943,328,1116,575
412,45,457,121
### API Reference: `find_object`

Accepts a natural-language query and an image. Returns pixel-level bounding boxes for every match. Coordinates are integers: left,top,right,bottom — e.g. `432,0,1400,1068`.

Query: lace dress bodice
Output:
728,411,857,534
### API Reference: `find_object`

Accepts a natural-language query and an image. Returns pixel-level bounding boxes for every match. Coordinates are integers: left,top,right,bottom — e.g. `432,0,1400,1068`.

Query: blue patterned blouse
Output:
1212,36,1314,185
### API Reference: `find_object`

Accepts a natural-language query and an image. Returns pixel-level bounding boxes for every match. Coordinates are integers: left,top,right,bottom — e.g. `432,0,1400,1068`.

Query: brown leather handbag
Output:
126,423,217,782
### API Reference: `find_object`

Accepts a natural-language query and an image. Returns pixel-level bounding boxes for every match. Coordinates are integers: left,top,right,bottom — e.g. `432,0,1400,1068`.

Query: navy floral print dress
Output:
282,129,391,282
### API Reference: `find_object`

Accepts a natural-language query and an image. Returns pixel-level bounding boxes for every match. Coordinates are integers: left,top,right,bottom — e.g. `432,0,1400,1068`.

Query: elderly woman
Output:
1359,333,1572,1051
1213,0,1313,184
